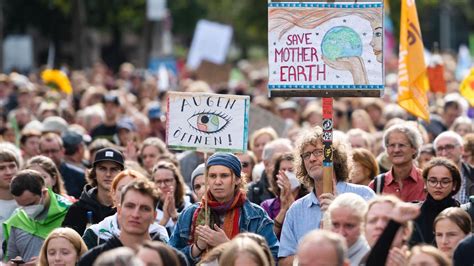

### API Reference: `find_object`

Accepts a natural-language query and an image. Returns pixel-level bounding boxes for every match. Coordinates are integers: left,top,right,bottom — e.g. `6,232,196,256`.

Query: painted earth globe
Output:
321,26,362,60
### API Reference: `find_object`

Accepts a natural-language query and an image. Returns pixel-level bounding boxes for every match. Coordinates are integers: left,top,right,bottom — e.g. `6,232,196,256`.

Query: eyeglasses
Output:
387,143,411,150
301,149,324,161
427,178,452,188
155,178,174,186
436,144,458,152
241,162,251,168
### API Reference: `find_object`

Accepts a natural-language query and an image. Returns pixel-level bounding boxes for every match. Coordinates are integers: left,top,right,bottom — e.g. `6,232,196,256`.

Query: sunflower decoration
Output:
41,69,73,95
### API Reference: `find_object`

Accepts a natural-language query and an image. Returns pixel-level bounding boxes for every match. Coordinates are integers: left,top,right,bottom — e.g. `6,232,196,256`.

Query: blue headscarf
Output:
207,153,242,177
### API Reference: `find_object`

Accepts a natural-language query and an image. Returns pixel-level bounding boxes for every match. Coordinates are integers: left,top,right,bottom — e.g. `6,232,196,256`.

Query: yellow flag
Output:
460,68,474,106
41,69,73,95
397,0,430,121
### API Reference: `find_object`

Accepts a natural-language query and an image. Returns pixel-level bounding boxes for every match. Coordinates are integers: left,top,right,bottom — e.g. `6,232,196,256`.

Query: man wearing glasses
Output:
369,123,426,202
62,147,124,235
434,131,474,204
39,133,85,198
278,126,374,266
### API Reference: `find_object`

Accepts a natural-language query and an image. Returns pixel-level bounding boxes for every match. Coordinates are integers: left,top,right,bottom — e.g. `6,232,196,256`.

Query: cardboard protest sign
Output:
166,92,249,153
187,20,233,70
268,1,384,97
195,61,233,87
248,105,288,137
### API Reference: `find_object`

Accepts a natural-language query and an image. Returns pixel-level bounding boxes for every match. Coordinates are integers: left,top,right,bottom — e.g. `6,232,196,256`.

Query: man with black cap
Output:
90,94,120,142
62,147,125,235
169,152,279,264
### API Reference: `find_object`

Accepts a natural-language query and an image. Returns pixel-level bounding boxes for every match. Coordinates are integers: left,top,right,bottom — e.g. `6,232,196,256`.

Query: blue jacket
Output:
169,199,279,265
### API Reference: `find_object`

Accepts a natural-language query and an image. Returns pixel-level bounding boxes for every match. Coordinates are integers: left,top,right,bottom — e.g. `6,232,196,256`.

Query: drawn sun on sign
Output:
187,111,232,134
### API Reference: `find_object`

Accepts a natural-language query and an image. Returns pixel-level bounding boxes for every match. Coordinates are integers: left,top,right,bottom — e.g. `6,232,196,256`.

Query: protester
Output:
365,199,420,266
368,123,426,201
39,132,86,198
453,234,474,266
138,137,168,175
0,149,20,245
417,144,436,170
235,151,257,182
219,237,270,266
260,152,308,238
151,161,194,232
90,93,120,142
62,147,124,235
349,148,379,186
19,128,41,161
82,169,168,249
4,169,72,263
433,207,472,259
62,130,88,170
410,158,461,246
248,138,293,205
37,227,88,266
462,133,474,167
78,178,160,265
327,193,369,266
294,230,349,266
249,127,278,163
450,116,474,137
191,163,206,201
199,232,274,266
407,245,451,266
92,246,144,266
137,241,181,266
434,131,474,204
24,155,70,200
278,127,374,266
169,152,278,264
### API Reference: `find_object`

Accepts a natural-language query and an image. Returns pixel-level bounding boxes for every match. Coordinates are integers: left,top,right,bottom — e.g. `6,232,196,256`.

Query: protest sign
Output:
268,1,384,97
3,35,33,73
187,20,233,70
195,61,233,87
166,92,249,153
248,105,288,137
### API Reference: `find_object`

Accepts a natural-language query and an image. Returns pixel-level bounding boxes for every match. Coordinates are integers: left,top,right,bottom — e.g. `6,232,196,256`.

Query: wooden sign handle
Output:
322,98,333,194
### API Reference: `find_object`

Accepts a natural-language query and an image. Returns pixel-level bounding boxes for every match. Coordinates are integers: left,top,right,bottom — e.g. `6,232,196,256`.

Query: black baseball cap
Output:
93,147,125,169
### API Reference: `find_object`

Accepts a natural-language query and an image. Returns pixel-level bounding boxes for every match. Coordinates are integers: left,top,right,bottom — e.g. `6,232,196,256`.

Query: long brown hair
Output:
25,155,66,195
152,161,186,208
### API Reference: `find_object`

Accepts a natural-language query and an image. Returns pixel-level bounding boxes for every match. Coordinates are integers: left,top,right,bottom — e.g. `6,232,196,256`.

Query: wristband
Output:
195,242,205,252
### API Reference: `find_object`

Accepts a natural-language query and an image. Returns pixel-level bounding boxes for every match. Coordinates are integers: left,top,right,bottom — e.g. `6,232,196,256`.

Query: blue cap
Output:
207,153,241,177
117,117,136,132
148,104,162,119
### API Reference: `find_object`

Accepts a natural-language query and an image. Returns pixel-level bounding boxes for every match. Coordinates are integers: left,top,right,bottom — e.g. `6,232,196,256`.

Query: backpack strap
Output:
373,173,385,194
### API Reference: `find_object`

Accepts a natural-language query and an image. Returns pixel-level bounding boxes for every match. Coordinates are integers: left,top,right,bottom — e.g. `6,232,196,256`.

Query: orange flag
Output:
397,0,430,121
460,68,474,106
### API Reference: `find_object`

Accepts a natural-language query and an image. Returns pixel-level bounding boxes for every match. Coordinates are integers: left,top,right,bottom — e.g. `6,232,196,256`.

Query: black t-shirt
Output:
90,123,117,142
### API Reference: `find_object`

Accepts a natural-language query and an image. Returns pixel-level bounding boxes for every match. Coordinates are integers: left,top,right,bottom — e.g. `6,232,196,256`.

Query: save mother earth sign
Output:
268,1,384,97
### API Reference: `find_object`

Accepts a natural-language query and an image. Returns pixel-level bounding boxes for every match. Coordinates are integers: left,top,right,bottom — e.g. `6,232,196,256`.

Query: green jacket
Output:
3,189,71,259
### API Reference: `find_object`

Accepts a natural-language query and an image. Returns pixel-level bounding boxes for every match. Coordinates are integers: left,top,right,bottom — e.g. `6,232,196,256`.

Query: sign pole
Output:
322,97,333,194
203,152,209,227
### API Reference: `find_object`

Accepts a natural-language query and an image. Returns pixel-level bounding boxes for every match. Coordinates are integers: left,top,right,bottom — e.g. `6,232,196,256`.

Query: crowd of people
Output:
0,55,472,266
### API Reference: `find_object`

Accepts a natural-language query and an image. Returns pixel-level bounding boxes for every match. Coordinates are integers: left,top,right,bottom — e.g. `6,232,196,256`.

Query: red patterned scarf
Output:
189,190,246,245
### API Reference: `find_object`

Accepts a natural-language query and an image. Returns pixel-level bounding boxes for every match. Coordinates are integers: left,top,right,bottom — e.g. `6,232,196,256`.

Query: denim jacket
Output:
169,199,279,265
